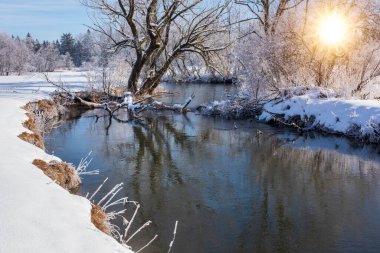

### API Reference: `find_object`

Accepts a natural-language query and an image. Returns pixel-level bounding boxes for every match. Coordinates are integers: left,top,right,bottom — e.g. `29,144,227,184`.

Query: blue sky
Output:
0,0,92,41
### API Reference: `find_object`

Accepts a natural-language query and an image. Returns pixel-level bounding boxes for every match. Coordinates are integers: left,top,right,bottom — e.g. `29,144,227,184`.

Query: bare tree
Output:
0,33,15,76
82,0,233,95
235,0,304,35
34,43,60,72
13,40,33,75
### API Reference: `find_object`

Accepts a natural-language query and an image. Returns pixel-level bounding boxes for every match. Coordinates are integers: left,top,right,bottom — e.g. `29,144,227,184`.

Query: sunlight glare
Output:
318,12,349,46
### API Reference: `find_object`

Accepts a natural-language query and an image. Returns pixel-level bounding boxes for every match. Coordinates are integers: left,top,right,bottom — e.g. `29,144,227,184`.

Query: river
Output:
45,83,380,253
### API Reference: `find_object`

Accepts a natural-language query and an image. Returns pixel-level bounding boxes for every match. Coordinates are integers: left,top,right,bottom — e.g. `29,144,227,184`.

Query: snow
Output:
0,72,132,253
172,104,183,109
259,87,380,141
0,71,89,102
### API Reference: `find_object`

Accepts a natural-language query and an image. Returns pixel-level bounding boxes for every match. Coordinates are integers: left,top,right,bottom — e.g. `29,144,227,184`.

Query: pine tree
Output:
73,41,83,67
33,39,41,53
59,33,75,57
80,30,93,63
24,33,34,51
42,40,49,48
55,40,60,48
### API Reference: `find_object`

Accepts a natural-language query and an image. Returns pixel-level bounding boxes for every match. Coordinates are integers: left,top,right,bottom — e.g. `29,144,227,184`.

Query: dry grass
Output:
22,113,36,131
22,99,67,134
20,98,67,150
32,159,81,191
23,99,62,118
112,88,124,97
91,204,111,235
18,132,45,150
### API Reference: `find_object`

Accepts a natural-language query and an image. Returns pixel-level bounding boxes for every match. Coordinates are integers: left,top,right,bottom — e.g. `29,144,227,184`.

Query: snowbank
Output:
0,72,132,253
259,87,380,143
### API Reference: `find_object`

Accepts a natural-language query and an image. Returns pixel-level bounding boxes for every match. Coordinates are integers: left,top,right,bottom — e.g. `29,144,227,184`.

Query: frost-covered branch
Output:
167,221,179,253
75,151,99,176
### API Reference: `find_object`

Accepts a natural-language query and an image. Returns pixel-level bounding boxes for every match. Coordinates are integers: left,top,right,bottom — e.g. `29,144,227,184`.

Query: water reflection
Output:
46,95,380,253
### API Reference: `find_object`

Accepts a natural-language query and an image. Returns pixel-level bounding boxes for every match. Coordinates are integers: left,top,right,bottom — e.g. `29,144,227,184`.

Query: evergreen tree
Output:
33,39,41,53
42,40,49,48
24,33,34,51
59,33,75,56
80,30,93,63
73,41,83,67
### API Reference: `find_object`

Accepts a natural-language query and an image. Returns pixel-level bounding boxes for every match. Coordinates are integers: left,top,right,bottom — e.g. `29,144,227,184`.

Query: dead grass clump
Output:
91,204,111,235
32,159,81,191
113,88,124,97
22,98,68,138
24,99,60,118
37,99,56,110
22,114,36,131
18,132,45,150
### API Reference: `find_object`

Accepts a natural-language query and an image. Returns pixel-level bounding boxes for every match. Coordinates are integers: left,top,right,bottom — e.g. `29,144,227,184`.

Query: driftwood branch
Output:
43,73,196,120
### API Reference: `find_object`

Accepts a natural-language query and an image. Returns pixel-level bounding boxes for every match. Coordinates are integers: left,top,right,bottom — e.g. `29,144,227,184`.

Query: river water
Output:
45,83,380,253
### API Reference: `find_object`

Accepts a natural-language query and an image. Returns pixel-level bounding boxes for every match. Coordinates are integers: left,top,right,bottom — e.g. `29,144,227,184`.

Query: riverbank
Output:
203,86,380,143
259,87,380,143
0,72,132,252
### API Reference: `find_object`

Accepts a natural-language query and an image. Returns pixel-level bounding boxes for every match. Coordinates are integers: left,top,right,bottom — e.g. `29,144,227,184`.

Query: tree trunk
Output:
137,51,181,95
127,38,162,94
127,61,142,93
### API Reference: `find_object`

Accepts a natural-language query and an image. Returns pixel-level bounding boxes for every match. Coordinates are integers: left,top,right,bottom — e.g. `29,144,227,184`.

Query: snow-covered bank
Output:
259,87,380,143
0,72,132,253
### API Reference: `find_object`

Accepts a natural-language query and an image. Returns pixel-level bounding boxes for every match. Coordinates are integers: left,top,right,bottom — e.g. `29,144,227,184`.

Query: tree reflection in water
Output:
46,111,380,253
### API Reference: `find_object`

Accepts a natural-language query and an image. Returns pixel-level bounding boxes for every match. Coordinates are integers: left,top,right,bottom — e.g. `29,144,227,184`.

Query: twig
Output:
136,235,158,253
76,151,99,175
124,204,141,238
89,177,108,201
126,221,152,243
167,221,179,253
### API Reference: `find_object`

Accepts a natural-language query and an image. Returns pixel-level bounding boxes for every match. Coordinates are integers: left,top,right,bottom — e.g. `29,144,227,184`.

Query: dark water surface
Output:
45,83,380,253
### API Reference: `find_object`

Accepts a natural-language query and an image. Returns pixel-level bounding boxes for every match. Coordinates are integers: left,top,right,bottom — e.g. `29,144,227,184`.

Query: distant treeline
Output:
0,30,111,76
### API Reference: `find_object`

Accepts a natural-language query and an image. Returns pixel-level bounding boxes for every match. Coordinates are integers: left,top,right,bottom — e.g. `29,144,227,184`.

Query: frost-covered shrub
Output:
83,54,131,97
236,0,380,99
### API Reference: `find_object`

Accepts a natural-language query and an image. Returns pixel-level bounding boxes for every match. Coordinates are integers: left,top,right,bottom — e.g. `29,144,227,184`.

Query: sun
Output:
317,11,349,47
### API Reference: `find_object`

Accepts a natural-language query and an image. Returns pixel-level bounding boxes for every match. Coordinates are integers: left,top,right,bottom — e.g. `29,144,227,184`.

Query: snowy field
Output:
0,71,88,100
0,71,132,253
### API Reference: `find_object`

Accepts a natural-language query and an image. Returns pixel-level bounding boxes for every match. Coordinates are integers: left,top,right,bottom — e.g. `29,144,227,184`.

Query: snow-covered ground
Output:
259,87,380,142
0,72,132,253
0,71,88,98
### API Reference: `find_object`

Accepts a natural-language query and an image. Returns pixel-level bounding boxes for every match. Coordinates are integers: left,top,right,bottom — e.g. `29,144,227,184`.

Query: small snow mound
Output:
201,99,262,119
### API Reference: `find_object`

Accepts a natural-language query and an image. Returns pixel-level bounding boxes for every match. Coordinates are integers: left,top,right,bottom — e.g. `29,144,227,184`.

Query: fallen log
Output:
43,73,196,120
